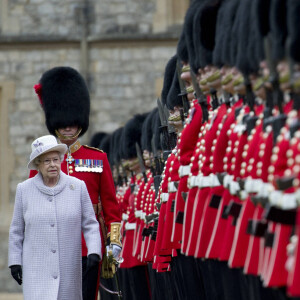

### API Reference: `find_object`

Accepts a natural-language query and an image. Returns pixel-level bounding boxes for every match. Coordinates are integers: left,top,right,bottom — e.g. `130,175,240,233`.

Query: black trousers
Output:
82,257,100,300
117,266,151,300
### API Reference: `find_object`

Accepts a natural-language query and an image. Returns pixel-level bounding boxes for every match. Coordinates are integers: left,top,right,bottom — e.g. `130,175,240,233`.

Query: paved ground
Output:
0,293,101,299
0,294,23,300
0,292,101,299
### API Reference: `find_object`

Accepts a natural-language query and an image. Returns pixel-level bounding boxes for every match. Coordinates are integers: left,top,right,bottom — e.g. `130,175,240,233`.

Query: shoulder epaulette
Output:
83,145,104,153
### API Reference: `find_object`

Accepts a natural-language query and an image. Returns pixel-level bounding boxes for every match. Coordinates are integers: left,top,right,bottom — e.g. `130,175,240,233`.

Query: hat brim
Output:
27,144,68,170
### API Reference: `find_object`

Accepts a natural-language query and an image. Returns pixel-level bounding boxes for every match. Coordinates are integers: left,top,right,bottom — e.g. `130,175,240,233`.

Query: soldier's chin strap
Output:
55,128,82,140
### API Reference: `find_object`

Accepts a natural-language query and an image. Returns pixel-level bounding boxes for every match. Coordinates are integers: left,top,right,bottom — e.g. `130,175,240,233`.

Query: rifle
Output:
135,143,148,183
176,59,190,121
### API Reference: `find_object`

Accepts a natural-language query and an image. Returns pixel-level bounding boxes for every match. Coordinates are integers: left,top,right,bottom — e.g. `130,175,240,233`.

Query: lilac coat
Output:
8,171,101,300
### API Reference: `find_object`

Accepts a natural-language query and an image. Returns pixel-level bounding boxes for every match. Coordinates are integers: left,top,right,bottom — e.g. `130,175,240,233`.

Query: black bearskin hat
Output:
99,133,111,155
161,55,177,106
89,132,107,148
36,66,90,137
141,110,155,152
166,71,182,110
151,108,162,151
269,0,287,62
109,127,123,166
177,30,189,64
122,113,149,159
193,0,221,69
287,0,300,62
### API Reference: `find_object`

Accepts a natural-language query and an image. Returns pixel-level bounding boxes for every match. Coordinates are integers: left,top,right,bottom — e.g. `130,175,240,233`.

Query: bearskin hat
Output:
89,132,107,148
177,30,189,65
269,0,287,62
151,108,162,151
235,0,254,75
36,66,90,137
161,55,177,106
193,0,222,69
109,127,123,166
122,113,149,159
141,110,155,152
287,0,300,62
166,71,182,110
99,133,111,155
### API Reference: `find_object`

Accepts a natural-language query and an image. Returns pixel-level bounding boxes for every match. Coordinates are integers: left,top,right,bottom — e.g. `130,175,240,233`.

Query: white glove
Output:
106,244,122,259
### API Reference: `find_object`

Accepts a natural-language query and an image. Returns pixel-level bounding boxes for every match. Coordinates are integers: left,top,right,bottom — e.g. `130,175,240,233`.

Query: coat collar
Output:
33,171,68,196
68,140,82,154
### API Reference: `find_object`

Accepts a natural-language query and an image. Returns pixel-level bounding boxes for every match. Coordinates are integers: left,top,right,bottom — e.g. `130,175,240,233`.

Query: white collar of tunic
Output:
33,171,68,196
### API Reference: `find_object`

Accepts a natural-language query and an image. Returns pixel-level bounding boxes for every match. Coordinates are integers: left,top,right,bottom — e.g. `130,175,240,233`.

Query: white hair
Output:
34,151,65,168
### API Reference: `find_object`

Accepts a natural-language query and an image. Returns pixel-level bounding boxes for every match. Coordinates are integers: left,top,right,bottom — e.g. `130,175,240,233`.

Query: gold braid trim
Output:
109,223,122,247
55,128,82,140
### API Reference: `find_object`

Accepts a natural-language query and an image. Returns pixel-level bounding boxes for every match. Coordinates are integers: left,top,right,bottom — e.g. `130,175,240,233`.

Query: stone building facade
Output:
0,0,189,292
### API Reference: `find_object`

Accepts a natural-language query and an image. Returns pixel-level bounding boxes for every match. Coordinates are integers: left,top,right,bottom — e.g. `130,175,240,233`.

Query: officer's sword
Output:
99,249,124,299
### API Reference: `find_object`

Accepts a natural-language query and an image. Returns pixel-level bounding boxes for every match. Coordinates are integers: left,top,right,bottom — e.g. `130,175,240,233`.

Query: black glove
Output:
10,265,22,285
87,254,100,271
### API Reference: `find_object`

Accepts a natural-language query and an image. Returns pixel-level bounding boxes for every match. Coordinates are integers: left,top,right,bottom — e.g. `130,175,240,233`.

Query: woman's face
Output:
38,151,61,181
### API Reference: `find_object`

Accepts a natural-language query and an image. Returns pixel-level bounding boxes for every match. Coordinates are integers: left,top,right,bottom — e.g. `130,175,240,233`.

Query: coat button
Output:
48,198,52,202
51,224,55,227
52,249,56,253
53,275,57,279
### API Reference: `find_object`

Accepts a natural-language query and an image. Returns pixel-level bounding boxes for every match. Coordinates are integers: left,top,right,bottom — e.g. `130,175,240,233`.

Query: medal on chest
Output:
74,159,103,173
66,153,75,174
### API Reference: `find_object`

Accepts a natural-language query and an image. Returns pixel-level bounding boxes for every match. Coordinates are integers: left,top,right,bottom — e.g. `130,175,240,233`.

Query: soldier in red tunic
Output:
31,66,122,300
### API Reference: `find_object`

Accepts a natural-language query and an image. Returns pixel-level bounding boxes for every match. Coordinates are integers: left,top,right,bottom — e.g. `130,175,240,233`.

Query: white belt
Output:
269,191,283,206
189,174,221,189
161,193,169,203
198,176,211,188
209,174,221,187
229,180,240,195
134,210,142,218
244,178,264,193
179,165,191,177
257,182,274,198
269,191,298,210
223,174,234,189
168,182,178,193
141,212,146,221
125,222,136,230
281,193,297,210
122,213,128,221
239,190,248,200
188,176,199,188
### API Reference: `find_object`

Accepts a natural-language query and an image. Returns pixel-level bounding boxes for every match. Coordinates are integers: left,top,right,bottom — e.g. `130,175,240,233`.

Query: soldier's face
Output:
181,67,194,102
143,150,151,168
57,126,79,145
221,66,234,94
277,60,291,92
58,126,79,137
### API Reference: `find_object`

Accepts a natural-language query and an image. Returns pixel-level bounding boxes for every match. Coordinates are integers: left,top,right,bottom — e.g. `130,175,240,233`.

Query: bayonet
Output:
176,59,190,119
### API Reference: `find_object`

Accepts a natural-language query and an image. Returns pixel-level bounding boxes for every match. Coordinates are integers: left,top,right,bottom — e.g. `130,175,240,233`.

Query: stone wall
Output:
1,0,156,37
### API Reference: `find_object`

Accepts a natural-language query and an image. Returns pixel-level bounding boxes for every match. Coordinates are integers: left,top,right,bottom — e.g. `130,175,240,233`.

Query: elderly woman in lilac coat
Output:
8,135,102,300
